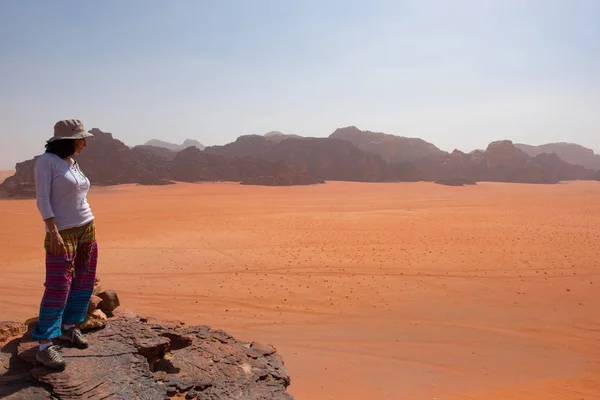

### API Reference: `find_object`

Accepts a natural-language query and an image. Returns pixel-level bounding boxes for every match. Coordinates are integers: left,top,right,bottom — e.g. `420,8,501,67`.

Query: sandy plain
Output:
1,181,599,399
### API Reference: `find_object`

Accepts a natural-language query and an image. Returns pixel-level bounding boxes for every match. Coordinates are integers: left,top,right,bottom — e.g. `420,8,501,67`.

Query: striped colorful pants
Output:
32,221,98,341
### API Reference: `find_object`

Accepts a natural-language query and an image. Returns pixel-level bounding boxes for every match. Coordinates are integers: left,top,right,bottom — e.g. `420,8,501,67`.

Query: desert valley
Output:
1,128,600,399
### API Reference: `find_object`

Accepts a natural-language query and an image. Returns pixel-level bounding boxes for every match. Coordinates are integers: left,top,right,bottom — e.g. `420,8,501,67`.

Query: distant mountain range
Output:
143,139,205,151
1,126,598,198
515,142,600,171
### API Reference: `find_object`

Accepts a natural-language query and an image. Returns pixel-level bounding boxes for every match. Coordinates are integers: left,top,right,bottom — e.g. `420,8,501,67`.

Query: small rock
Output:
186,389,198,399
194,376,213,391
166,387,178,396
92,285,104,296
153,370,167,380
176,378,195,392
0,321,27,343
250,342,276,356
98,290,120,314
87,295,103,314
79,309,107,331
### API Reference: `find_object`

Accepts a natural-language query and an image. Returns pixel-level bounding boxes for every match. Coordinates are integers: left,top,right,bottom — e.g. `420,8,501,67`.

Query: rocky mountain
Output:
132,144,178,161
207,136,405,182
170,147,320,185
330,126,445,163
0,129,321,199
204,135,274,158
482,140,559,184
330,128,594,184
515,142,600,171
144,138,205,151
2,127,598,198
532,153,597,181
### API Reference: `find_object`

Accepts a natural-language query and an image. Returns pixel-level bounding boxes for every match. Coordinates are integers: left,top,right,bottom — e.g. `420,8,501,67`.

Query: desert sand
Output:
1,181,599,399
0,170,14,184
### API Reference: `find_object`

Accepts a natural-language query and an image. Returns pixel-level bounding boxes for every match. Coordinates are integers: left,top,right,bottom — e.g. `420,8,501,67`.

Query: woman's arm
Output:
34,157,66,255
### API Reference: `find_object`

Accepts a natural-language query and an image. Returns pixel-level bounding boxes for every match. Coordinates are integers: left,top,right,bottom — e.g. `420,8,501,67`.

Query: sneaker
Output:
36,345,66,370
59,326,89,349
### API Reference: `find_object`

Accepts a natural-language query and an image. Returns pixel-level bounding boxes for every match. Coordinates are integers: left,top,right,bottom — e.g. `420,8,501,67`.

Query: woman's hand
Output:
44,218,66,255
48,231,66,255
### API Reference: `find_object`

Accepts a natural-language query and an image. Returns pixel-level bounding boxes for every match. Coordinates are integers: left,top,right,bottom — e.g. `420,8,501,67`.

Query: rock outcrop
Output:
532,153,597,181
482,140,559,183
133,145,179,161
170,147,320,185
516,142,600,171
330,126,446,163
144,139,205,151
0,131,324,198
3,127,598,195
204,135,274,158
329,127,583,184
0,282,292,400
207,136,403,182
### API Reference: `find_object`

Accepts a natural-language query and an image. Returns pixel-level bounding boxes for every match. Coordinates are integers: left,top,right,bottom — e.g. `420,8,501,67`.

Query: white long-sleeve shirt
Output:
34,152,94,231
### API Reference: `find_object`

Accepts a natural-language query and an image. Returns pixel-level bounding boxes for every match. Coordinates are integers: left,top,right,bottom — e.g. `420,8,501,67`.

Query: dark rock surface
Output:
170,146,319,186
0,311,293,400
434,177,478,186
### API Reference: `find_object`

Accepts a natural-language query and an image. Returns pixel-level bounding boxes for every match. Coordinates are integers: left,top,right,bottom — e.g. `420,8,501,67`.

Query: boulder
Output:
97,290,120,315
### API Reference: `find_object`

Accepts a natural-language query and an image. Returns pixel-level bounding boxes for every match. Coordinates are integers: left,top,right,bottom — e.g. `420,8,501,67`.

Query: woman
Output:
32,119,98,370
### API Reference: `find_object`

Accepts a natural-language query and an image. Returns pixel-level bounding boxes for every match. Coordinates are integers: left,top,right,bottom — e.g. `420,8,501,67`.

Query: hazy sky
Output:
1,0,599,169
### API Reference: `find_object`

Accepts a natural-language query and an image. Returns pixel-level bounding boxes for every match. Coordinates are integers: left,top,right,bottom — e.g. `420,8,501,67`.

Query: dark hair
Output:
45,139,77,159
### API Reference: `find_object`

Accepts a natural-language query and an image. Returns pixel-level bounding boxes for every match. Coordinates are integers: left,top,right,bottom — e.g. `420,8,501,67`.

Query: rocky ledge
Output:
0,314,292,399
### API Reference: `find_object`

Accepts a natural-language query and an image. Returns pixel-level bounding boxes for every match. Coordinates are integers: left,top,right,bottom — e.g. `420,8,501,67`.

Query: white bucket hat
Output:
48,119,94,143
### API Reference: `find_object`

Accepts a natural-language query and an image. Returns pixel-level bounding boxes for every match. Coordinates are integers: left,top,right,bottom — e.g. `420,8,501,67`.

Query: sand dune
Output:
1,181,599,399
0,170,14,184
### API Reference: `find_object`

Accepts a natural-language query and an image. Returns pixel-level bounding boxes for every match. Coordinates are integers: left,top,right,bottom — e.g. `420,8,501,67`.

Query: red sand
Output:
1,181,599,399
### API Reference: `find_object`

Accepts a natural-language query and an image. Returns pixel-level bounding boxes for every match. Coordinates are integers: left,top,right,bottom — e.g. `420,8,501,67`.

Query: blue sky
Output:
1,0,599,169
